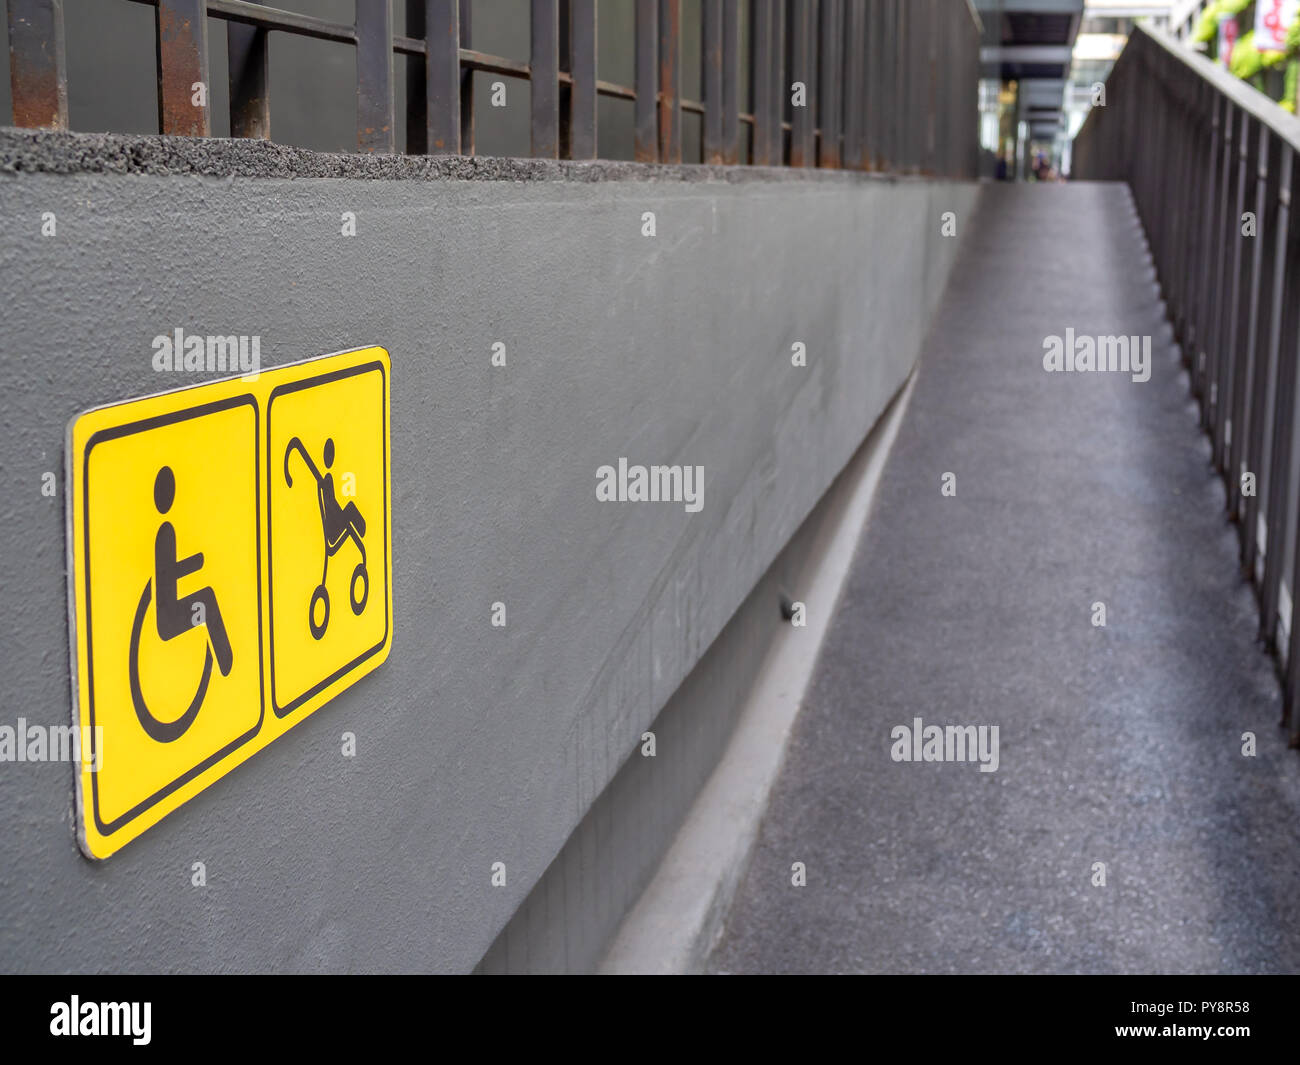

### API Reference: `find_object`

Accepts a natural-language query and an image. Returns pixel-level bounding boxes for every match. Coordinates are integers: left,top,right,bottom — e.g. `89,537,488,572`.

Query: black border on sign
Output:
84,394,265,839
267,360,389,718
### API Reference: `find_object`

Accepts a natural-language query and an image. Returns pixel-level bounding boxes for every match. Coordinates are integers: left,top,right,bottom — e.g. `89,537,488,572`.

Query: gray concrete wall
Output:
475,376,912,974
0,129,976,972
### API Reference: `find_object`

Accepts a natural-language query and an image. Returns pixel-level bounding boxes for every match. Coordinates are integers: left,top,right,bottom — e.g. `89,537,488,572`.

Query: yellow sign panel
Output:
67,347,392,859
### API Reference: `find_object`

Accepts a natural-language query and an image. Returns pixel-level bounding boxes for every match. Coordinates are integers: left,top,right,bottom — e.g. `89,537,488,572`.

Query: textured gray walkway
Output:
707,183,1300,975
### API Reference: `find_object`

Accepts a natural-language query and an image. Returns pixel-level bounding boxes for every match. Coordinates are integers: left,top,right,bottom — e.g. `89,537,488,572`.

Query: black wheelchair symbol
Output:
284,436,368,641
127,466,233,743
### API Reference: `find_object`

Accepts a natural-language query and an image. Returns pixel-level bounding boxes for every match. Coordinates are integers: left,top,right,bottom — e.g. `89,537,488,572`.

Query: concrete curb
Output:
0,126,932,185
597,369,919,974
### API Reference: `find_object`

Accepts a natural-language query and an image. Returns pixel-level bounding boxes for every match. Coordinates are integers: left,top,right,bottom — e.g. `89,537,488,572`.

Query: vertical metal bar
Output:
703,0,724,163
425,0,461,153
1262,293,1300,646
789,0,811,167
771,0,784,165
8,0,68,129
1261,207,1300,644
857,0,871,169
925,0,937,173
1246,144,1292,588
938,0,946,171
635,0,658,162
818,0,841,168
1285,348,1300,738
1232,125,1271,520
228,5,268,140
1150,66,1169,282
888,0,901,171
569,0,597,159
459,0,474,154
1183,79,1207,359
895,0,907,171
1205,103,1235,422
356,0,394,152
157,0,210,137
531,0,560,158
1170,79,1193,337
1288,481,1300,737
753,0,773,165
659,0,681,162
842,0,862,169
1196,93,1222,393
1216,112,1250,472
867,0,884,171
721,0,739,164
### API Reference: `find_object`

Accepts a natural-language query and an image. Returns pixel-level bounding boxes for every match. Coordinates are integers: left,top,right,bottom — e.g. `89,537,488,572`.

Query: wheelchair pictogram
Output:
127,465,234,743
283,436,369,640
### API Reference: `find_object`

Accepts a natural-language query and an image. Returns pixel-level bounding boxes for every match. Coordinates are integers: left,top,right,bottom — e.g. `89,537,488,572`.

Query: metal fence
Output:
6,0,980,176
1075,25,1300,745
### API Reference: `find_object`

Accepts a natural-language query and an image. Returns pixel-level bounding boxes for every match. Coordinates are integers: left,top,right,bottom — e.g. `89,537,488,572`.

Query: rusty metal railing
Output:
1075,24,1300,745
5,0,981,176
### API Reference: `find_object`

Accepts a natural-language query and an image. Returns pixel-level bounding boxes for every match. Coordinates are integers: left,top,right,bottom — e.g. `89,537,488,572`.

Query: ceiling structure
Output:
975,0,1086,141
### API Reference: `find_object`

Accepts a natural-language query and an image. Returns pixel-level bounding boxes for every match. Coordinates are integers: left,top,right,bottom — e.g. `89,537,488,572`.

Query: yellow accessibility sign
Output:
67,347,392,859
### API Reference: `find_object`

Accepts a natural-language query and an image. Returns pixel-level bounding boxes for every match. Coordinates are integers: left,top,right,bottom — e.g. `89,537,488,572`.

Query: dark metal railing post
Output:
789,0,812,167
658,0,681,163
531,0,560,158
1195,94,1223,392
1245,145,1292,581
8,0,68,129
864,0,880,170
157,0,210,137
818,0,842,168
842,0,863,169
356,0,394,152
926,0,937,174
1216,113,1252,472
1204,102,1236,422
752,0,774,165
720,0,739,164
1231,126,1272,521
703,0,724,164
1260,263,1300,646
228,0,268,139
897,0,910,173
422,0,462,154
635,1,659,162
1176,78,1204,347
568,0,598,159
771,0,785,165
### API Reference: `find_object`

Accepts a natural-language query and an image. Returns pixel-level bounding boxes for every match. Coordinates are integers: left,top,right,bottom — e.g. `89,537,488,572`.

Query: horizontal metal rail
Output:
1075,24,1300,745
6,0,981,171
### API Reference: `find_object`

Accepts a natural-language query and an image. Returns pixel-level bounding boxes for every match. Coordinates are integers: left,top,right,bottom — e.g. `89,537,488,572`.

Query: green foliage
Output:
1193,1,1252,44
1192,3,1222,43
1231,30,1264,79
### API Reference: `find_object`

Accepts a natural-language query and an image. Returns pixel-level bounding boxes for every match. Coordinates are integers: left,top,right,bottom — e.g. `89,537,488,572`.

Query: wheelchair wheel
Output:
309,583,330,640
350,563,368,616
129,580,212,742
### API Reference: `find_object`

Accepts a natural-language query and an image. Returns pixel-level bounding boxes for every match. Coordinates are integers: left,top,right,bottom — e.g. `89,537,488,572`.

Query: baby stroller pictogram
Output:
284,436,369,640
127,465,234,743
